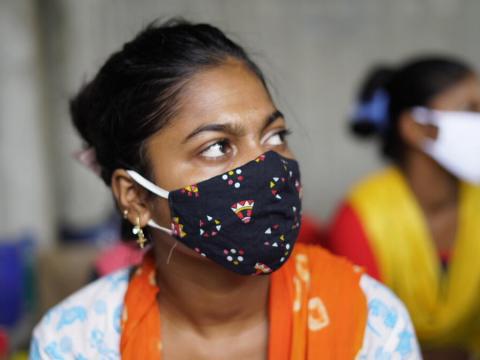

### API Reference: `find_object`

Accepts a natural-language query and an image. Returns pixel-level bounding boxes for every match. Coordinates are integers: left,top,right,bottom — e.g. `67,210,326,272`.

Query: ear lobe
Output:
399,111,438,149
111,169,152,227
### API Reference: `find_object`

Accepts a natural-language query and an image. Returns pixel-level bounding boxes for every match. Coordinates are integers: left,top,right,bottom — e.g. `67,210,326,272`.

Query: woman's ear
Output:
111,169,152,227
398,110,438,149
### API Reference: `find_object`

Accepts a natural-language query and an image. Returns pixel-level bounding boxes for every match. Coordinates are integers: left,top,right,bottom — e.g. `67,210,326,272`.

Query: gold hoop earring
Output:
132,216,147,249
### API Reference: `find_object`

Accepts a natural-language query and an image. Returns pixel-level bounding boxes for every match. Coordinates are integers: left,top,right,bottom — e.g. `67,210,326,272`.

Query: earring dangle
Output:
133,216,147,249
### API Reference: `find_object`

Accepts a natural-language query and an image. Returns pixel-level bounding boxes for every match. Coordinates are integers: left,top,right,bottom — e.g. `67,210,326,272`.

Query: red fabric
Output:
438,249,451,271
438,250,451,262
297,215,324,246
327,203,382,281
95,242,143,276
0,328,8,357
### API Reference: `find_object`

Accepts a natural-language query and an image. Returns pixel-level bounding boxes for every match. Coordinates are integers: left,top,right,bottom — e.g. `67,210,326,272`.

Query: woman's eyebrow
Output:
262,110,284,131
183,122,244,143
183,109,284,143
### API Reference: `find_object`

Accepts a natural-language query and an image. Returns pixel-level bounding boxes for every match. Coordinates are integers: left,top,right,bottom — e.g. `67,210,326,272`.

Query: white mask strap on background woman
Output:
412,107,480,184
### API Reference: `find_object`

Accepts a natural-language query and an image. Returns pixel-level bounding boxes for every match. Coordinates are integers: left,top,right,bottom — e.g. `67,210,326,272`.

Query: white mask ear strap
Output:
148,219,173,235
412,106,436,125
126,170,170,199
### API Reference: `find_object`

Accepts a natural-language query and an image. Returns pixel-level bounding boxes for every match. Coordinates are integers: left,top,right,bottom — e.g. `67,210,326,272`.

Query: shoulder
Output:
463,182,480,199
30,268,130,360
294,243,362,272
292,246,421,358
357,274,421,359
349,167,400,198
297,214,324,246
327,204,382,280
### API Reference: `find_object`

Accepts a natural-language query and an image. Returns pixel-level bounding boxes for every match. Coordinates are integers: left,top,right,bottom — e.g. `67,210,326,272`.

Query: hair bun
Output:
349,66,395,138
351,121,378,137
350,88,391,140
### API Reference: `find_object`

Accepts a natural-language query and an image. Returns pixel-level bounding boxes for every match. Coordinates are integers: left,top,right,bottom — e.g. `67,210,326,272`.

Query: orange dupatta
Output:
120,244,367,359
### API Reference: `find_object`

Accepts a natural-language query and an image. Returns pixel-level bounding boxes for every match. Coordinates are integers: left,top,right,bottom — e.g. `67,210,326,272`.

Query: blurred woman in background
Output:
328,56,480,359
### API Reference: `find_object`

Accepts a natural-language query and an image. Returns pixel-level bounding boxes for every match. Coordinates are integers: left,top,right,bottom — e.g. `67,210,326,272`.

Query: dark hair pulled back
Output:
70,18,267,185
350,55,473,163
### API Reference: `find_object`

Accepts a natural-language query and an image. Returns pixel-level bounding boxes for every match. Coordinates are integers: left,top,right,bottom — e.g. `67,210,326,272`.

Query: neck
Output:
401,149,459,214
152,234,270,337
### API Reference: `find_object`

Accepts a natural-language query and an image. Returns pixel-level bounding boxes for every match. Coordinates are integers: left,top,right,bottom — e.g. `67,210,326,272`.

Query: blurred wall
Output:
2,0,480,247
0,1,55,247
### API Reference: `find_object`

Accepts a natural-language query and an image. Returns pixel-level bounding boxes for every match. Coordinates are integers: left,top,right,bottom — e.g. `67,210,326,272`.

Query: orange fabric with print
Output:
120,244,367,359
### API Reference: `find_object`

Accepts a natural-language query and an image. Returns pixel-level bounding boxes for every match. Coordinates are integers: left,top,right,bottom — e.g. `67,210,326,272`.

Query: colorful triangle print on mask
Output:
180,185,199,197
129,150,302,276
231,200,255,224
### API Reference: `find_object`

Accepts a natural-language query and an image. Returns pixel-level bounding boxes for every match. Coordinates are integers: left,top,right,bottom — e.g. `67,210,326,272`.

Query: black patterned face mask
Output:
127,151,302,275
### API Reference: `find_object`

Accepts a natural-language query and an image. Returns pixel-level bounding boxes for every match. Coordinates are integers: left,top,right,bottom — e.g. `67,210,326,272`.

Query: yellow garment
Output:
348,167,480,349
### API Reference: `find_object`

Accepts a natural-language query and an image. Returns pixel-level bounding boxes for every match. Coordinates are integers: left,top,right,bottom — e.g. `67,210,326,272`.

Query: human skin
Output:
111,58,294,359
397,74,480,360
398,74,480,253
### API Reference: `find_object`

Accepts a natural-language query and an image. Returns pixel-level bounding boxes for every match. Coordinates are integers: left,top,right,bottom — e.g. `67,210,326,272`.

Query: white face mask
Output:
412,107,480,184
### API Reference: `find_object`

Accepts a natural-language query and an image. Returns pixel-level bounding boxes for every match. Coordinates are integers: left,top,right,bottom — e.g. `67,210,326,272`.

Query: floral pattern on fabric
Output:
357,274,421,359
30,269,129,360
31,268,421,359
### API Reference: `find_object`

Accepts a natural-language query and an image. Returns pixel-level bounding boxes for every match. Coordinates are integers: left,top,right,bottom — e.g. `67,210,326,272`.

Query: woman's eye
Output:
200,140,230,159
264,129,292,146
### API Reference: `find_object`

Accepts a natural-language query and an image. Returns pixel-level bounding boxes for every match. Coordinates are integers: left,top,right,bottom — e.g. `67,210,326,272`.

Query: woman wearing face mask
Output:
30,20,419,359
328,56,480,359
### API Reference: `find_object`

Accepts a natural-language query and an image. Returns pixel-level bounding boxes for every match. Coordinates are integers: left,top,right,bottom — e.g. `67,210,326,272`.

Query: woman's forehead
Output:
430,75,480,109
172,60,276,130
